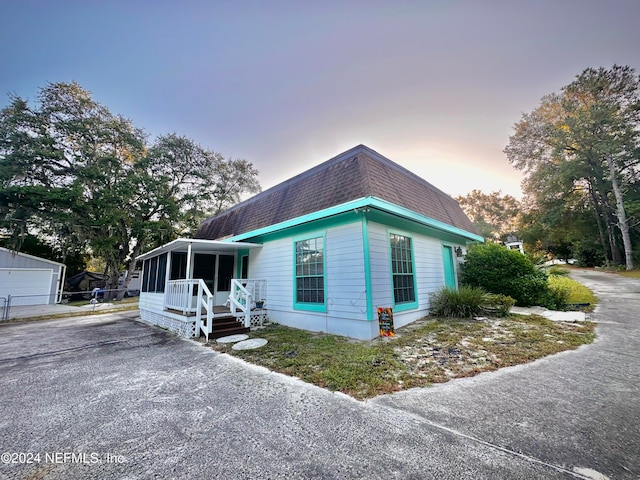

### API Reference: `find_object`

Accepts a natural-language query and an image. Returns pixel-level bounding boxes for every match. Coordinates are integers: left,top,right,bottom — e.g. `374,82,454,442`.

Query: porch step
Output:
204,315,250,339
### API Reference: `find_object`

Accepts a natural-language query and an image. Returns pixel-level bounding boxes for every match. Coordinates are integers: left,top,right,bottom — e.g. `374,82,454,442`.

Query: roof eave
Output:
136,238,263,261
227,196,484,243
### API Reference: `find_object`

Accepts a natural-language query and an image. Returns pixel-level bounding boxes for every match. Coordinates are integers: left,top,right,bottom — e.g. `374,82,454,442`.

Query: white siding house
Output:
0,247,66,306
137,145,482,340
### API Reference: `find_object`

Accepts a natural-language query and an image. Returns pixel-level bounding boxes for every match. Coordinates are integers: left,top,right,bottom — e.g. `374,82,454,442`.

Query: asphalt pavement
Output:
0,269,638,479
373,268,640,479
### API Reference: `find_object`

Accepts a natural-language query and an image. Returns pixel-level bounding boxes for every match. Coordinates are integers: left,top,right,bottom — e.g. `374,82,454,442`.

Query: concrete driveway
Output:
0,270,638,479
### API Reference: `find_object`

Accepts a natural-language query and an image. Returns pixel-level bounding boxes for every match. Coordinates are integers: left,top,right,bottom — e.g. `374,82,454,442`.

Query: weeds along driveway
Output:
0,313,587,479
372,269,640,479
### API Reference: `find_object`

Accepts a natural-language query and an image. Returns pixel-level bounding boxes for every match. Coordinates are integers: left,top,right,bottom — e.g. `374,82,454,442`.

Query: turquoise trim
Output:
388,229,419,311
361,212,374,321
246,212,360,244
227,198,371,242
225,196,483,244
292,231,327,313
369,197,484,242
394,301,418,313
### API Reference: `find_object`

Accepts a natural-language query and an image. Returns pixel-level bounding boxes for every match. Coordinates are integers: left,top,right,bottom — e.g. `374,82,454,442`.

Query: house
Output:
137,145,483,340
504,234,525,255
0,247,67,306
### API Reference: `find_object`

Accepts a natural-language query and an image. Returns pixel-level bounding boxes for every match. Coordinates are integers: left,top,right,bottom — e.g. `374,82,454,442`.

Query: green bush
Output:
429,286,487,318
460,243,549,307
482,293,516,317
574,244,605,267
428,287,516,318
543,282,571,310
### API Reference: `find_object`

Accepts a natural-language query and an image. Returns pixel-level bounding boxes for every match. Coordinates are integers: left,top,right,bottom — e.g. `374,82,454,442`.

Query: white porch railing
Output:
165,279,215,341
165,279,196,314
229,279,267,328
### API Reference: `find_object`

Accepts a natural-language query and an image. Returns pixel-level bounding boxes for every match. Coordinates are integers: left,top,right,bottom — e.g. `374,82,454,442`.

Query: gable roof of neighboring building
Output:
0,247,65,268
195,144,480,241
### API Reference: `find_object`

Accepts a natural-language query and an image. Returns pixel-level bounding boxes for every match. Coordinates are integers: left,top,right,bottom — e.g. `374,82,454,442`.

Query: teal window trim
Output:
388,230,418,312
293,232,327,312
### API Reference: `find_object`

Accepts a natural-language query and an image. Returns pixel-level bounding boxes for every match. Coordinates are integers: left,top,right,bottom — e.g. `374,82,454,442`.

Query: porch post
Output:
184,242,193,315
163,251,172,311
185,243,192,279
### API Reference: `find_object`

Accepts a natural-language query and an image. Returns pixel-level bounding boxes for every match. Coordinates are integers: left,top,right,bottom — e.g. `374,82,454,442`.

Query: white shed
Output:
0,247,67,306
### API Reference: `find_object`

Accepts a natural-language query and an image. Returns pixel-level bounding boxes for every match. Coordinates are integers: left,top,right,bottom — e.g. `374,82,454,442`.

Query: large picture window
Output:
294,236,325,307
390,233,415,304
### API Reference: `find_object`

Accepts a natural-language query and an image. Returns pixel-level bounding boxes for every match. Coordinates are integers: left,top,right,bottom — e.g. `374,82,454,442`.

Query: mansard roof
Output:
194,145,480,241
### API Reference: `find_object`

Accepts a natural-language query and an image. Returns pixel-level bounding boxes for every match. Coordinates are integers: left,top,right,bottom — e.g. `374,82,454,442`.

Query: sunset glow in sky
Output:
2,1,639,199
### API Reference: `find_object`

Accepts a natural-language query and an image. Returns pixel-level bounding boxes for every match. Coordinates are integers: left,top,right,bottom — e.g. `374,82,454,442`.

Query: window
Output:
170,252,187,280
294,236,325,307
240,255,249,279
390,233,415,304
217,255,235,292
141,253,167,293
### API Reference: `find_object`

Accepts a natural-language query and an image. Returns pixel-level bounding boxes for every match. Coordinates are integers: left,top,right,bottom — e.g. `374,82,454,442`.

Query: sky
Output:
1,0,639,199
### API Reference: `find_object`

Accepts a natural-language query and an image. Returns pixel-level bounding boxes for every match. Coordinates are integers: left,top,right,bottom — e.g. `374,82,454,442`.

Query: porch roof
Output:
136,238,262,261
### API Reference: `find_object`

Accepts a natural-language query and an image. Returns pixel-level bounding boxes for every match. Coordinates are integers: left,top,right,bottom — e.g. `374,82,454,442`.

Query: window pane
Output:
295,236,324,305
217,255,235,292
142,259,150,292
149,256,158,292
390,234,415,304
170,252,187,280
157,253,167,293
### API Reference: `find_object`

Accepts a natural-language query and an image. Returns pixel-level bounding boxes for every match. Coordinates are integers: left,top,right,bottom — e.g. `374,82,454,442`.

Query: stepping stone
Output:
232,338,268,350
216,334,249,344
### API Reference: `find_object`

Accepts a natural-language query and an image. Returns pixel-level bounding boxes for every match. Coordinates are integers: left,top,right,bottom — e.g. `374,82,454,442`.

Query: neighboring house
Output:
137,145,483,340
0,247,67,306
505,234,525,254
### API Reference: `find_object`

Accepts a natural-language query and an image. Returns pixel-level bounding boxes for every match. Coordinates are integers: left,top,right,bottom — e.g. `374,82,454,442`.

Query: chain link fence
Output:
1,289,139,321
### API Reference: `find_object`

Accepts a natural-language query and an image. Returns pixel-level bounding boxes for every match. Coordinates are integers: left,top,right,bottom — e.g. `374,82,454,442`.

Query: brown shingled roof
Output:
194,145,480,240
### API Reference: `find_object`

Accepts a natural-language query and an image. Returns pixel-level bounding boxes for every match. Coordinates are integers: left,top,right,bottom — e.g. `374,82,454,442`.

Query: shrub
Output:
542,282,571,310
428,287,516,318
574,244,605,267
482,293,516,317
460,243,549,307
429,286,487,318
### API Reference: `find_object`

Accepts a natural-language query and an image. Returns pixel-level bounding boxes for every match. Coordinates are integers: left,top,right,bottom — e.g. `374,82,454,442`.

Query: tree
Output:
456,189,521,241
139,134,261,235
505,66,640,269
0,81,262,298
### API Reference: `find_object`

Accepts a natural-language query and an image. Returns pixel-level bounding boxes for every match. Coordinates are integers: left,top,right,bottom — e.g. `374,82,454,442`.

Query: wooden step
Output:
200,314,249,339
207,326,251,339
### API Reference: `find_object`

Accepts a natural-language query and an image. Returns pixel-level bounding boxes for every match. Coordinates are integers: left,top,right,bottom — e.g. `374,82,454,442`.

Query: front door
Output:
215,255,235,305
192,253,235,304
442,245,457,289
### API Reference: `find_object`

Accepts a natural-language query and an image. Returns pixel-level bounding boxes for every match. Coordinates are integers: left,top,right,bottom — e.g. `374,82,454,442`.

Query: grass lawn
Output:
211,315,595,400
617,269,640,278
